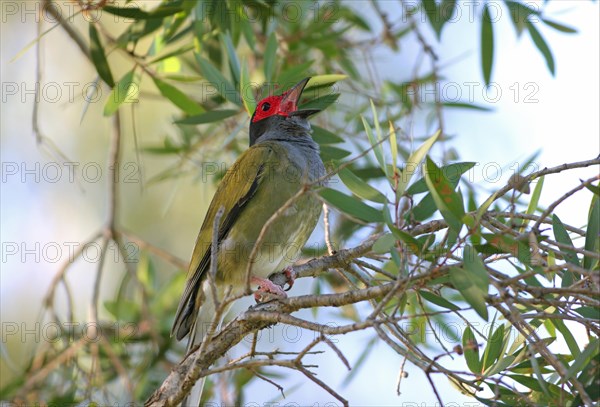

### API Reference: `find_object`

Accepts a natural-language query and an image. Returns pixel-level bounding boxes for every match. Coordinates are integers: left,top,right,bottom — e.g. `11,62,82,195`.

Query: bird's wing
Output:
171,145,275,340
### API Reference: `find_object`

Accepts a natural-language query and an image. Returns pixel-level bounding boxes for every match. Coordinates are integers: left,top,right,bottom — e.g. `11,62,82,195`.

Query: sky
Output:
1,0,599,405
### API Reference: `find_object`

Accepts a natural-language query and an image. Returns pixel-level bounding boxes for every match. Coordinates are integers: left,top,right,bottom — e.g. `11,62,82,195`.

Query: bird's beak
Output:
279,77,321,118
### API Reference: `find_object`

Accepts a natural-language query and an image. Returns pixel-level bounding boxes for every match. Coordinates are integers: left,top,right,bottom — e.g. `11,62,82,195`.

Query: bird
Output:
171,77,326,404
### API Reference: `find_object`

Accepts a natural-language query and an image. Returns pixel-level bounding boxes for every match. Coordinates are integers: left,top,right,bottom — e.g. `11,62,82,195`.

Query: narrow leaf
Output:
373,234,396,254
89,24,114,87
584,196,600,270
406,161,475,195
103,4,184,19
305,74,348,90
526,20,555,75
299,93,340,111
312,126,344,145
424,156,465,233
391,227,423,255
195,54,241,105
419,290,460,311
389,121,398,168
338,168,387,203
525,175,544,217
481,4,494,86
103,70,139,116
552,214,580,267
565,338,599,381
463,326,482,373
450,266,488,320
361,116,386,174
263,32,278,82
319,146,352,161
552,318,580,357
542,18,577,34
222,32,241,85
240,59,256,116
482,324,505,371
442,101,492,112
398,131,441,196
174,109,238,125
319,188,382,223
152,77,203,115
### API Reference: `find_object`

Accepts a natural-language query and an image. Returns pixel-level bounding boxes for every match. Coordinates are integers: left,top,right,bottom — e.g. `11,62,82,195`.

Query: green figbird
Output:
171,77,326,404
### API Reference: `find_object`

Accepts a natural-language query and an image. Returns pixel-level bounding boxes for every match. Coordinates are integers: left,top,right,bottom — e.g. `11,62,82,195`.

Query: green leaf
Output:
542,18,577,34
389,122,398,168
526,20,555,76
361,115,386,174
584,196,600,270
482,324,505,372
573,306,600,320
277,60,315,88
463,326,482,373
442,101,492,112
299,93,340,111
481,3,494,86
422,0,438,34
504,0,538,36
103,4,183,20
423,0,457,38
240,59,256,116
524,175,544,219
565,338,599,382
222,32,240,85
419,290,460,311
552,318,580,357
152,77,203,115
388,226,423,255
411,194,438,222
552,214,580,267
263,32,278,83
195,54,241,105
89,24,114,87
373,233,396,254
150,44,195,65
174,109,238,125
484,355,516,377
305,74,348,90
450,266,488,320
240,16,256,50
397,131,441,197
312,126,344,145
424,156,465,233
103,70,139,116
319,145,352,161
339,167,387,204
406,162,476,195
319,188,382,223
370,100,385,170
584,182,600,196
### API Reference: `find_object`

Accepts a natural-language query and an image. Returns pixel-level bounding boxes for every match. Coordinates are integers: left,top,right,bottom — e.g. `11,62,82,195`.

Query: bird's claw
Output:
283,266,296,291
252,276,287,303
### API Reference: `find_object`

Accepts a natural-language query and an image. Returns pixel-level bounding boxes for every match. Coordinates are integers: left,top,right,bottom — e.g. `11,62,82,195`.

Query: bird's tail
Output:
181,285,223,407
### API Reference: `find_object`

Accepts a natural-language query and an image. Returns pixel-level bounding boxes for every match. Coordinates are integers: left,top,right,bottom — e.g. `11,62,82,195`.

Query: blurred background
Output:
1,0,598,404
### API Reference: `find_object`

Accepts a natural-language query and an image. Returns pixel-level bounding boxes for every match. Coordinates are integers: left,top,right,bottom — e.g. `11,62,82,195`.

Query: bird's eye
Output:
261,102,271,112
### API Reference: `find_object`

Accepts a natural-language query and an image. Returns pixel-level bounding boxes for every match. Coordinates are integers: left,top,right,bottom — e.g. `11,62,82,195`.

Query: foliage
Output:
2,1,598,406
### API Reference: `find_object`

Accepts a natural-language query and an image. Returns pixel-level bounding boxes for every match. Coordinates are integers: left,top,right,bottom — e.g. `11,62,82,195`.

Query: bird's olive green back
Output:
171,142,315,339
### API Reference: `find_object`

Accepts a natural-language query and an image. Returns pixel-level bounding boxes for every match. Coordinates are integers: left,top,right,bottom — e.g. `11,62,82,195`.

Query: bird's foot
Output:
282,266,296,291
251,276,287,303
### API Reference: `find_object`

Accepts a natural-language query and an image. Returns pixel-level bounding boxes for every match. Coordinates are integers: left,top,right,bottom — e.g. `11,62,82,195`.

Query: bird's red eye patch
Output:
252,96,281,122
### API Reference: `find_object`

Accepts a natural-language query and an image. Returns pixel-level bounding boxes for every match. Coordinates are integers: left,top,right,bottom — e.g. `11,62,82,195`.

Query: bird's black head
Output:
249,77,320,146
